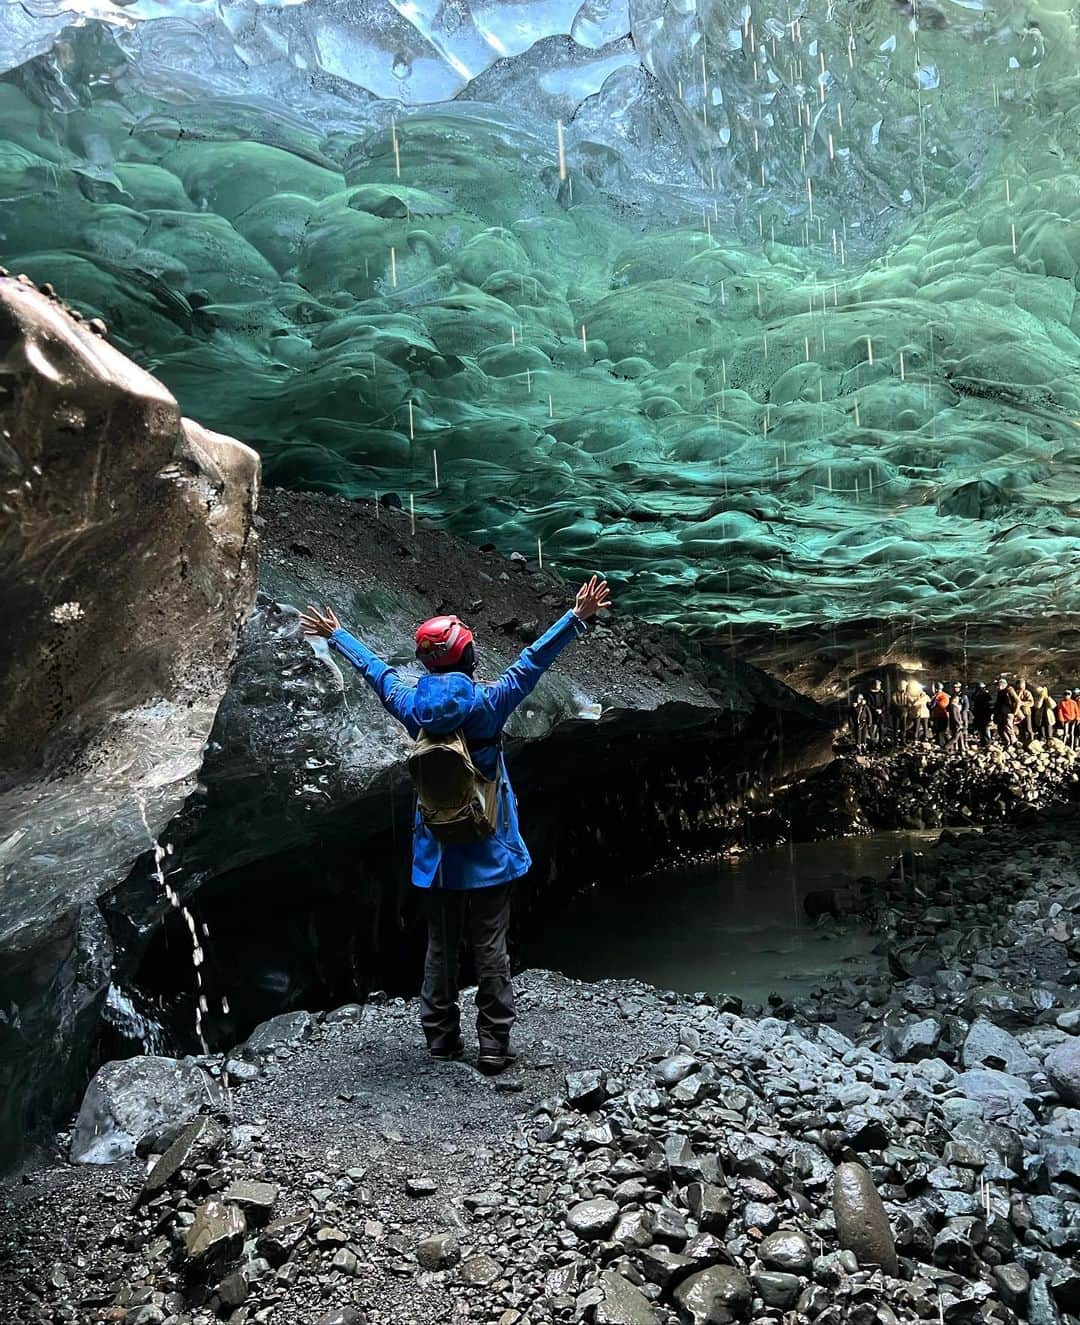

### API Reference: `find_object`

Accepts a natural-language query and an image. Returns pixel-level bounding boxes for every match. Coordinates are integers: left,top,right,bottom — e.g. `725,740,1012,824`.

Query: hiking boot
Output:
476,1048,518,1076
429,1040,465,1062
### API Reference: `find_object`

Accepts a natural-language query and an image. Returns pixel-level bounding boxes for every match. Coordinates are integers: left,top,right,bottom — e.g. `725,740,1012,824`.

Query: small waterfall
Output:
135,794,229,1053
102,983,169,1056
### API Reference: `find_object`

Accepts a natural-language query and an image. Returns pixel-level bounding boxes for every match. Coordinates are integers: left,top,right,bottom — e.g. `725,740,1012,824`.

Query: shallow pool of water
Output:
523,831,942,1005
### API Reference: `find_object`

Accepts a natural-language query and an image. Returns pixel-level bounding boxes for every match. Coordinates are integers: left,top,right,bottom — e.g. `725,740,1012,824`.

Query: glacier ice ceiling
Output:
3,0,1080,634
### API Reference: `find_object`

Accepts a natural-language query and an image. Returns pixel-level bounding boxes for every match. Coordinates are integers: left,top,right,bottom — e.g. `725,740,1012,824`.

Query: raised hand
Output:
300,604,341,638
573,575,612,621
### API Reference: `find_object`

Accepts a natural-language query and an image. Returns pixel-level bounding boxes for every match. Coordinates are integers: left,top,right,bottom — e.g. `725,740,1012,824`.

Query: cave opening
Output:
103,705,819,1059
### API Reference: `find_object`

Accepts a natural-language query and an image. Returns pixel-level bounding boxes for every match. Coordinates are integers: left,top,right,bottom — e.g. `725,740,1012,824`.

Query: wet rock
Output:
954,1068,1039,1119
141,1115,225,1198
639,1246,695,1288
595,1268,659,1324
613,1208,653,1250
654,1055,700,1087
70,1057,224,1164
405,1175,438,1197
256,1210,312,1265
664,1134,702,1182
653,1206,689,1248
758,1229,813,1275
1029,1276,1062,1325
566,1068,608,1110
315,1311,368,1325
673,1265,752,1324
222,1178,278,1218
992,1264,1031,1310
417,1232,460,1270
1045,1039,1080,1106
459,1254,501,1286
685,1182,732,1233
883,1016,942,1062
962,1018,1037,1076
183,1199,246,1264
831,1162,898,1276
567,1198,619,1239
238,1011,316,1060
753,1272,801,1310
933,1216,985,1273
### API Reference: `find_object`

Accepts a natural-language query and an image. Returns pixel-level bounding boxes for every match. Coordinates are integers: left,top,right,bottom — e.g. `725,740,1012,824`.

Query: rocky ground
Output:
779,739,1080,842
1,812,1079,1325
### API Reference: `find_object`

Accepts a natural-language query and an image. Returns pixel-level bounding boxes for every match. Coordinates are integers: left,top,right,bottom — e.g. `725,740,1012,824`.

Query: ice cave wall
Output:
1,0,1080,641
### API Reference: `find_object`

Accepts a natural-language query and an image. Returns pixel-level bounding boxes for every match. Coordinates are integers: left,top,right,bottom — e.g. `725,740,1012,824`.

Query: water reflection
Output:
524,831,941,1004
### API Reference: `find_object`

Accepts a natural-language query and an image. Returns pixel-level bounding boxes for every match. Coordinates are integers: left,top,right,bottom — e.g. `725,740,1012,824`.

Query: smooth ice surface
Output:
2,0,1079,632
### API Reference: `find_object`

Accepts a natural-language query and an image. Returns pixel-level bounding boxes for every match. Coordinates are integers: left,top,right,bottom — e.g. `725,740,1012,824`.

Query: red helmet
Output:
414,615,474,670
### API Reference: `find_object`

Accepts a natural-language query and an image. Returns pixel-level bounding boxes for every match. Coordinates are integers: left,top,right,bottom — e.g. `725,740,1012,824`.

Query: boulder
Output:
962,1018,1037,1076
567,1198,619,1239
1045,1039,1080,1107
955,1068,1039,1120
758,1229,813,1275
566,1068,608,1110
883,1016,942,1062
70,1056,224,1164
753,1272,801,1309
417,1232,460,1270
223,1179,278,1218
141,1115,225,1198
459,1254,501,1286
673,1265,752,1324
238,1010,316,1060
184,1199,246,1263
831,1161,898,1276
0,275,258,1168
654,1055,701,1087
596,1269,659,1324
257,1210,313,1265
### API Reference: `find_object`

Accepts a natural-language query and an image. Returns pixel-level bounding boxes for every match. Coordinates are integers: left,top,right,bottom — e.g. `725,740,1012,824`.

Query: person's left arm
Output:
485,576,610,727
300,606,415,730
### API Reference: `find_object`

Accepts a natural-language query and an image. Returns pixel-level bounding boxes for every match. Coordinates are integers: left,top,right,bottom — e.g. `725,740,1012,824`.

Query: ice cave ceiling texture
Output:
2,0,1080,634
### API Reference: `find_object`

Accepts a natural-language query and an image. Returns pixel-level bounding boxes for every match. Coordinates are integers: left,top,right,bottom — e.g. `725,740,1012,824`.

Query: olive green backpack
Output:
407,729,501,844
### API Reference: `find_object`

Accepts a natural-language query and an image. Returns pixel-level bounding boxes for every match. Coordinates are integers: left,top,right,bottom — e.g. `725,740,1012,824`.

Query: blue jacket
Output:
329,611,587,889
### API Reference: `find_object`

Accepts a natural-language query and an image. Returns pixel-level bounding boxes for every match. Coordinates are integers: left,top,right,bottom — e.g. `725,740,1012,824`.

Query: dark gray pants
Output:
421,884,515,1055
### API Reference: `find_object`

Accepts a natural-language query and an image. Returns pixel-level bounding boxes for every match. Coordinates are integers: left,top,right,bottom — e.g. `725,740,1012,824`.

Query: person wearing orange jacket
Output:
1058,690,1079,747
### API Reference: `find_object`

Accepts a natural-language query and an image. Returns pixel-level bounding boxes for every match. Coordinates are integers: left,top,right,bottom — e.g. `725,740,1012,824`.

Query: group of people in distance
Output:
847,676,1080,754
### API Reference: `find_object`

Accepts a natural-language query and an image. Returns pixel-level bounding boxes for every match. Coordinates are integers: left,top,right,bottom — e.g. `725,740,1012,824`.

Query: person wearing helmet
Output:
300,576,611,1074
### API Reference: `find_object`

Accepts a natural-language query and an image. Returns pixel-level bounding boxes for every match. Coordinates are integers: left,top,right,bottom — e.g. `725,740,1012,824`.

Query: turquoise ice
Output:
2,0,1079,634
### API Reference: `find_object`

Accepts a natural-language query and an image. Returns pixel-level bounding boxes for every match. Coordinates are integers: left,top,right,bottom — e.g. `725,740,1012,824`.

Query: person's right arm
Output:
300,605,416,730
